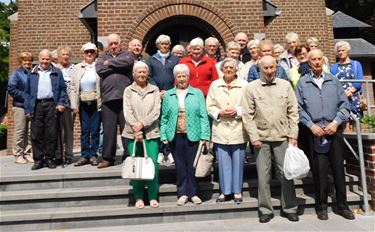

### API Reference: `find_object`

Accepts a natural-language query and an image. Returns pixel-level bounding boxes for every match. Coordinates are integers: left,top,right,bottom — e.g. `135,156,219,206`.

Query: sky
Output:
0,0,11,3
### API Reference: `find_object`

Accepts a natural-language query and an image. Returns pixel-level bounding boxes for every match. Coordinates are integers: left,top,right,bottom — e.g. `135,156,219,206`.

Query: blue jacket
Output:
147,53,179,91
7,67,30,108
160,86,211,142
24,65,67,115
295,72,350,128
330,59,363,91
247,64,289,82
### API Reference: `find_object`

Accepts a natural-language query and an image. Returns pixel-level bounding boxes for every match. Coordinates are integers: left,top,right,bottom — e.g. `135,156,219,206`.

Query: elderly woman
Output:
122,61,161,209
179,37,218,96
160,64,211,206
70,43,101,166
290,43,310,88
207,58,248,203
330,41,364,119
7,52,34,164
306,37,330,67
216,41,245,80
241,40,260,78
147,34,179,164
172,45,186,58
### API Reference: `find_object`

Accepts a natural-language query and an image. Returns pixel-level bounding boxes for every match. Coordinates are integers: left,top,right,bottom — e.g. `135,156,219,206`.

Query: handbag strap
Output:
131,140,149,158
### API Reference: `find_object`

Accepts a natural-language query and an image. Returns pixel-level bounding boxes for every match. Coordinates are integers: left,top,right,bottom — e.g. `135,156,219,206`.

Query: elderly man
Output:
204,37,221,62
247,39,288,82
95,34,139,168
234,32,250,63
25,49,67,170
295,49,354,221
242,55,299,223
55,46,75,165
128,38,143,61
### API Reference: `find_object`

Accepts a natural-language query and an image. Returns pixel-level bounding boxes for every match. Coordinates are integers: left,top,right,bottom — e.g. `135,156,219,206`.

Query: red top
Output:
179,55,218,96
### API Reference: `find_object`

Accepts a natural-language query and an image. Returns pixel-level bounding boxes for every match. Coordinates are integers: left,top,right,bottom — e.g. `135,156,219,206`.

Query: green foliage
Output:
360,115,375,129
0,0,18,83
0,124,6,137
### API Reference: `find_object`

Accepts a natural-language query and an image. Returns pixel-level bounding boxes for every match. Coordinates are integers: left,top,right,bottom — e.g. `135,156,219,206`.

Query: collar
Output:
216,78,243,88
129,82,157,94
169,85,195,95
260,76,277,86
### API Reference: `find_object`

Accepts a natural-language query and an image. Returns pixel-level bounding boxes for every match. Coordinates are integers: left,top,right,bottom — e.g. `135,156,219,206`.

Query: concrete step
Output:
0,191,367,231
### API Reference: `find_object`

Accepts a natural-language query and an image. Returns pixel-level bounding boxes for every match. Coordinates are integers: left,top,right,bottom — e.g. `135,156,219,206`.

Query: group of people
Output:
8,30,363,222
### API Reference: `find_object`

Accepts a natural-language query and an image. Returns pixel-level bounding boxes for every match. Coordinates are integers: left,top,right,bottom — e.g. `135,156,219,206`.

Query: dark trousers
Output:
170,134,199,198
101,99,127,162
309,130,348,210
80,101,101,159
30,100,57,162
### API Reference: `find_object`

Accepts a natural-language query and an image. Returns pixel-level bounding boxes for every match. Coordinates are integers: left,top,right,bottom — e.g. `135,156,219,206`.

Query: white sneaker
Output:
157,152,164,164
177,195,188,206
167,153,174,164
15,156,27,164
24,155,34,163
191,196,202,205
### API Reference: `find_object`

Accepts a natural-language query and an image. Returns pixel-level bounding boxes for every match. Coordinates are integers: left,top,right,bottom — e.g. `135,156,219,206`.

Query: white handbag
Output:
121,140,155,180
193,142,214,178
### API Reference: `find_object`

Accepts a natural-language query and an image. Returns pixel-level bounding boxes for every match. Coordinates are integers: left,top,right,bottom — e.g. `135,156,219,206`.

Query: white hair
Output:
172,44,186,54
205,37,219,46
334,40,351,54
133,61,149,72
273,44,285,53
220,57,238,72
247,39,260,50
155,34,171,45
226,41,241,52
173,64,190,77
189,37,204,48
285,32,300,42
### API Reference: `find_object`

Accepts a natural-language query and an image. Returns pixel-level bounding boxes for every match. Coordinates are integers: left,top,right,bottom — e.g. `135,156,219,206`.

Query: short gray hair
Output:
226,41,241,52
205,37,219,46
155,34,171,45
334,40,351,54
57,46,72,56
189,37,204,48
285,32,300,42
247,39,260,50
273,44,285,53
133,61,149,72
220,57,238,72
173,64,190,77
172,44,186,55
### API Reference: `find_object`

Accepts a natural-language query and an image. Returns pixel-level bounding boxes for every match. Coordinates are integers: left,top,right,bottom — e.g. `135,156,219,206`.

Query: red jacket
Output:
179,55,218,96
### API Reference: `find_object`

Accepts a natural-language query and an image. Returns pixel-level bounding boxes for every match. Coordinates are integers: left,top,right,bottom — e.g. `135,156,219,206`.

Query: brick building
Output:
6,0,336,155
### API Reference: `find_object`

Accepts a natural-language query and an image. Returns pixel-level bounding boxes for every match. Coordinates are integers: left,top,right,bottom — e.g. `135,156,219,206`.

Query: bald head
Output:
39,49,52,70
107,34,121,55
259,55,277,81
308,49,324,76
129,39,143,56
235,32,248,49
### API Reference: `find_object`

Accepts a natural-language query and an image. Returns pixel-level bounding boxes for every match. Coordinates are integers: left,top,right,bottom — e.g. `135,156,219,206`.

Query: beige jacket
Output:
206,78,249,144
241,77,299,142
122,82,161,140
70,61,101,110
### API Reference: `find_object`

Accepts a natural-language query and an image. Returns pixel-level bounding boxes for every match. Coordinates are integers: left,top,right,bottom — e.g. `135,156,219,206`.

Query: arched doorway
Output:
143,15,225,56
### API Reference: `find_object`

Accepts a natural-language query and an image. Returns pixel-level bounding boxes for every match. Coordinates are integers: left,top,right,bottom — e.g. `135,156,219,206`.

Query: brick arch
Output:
124,0,237,48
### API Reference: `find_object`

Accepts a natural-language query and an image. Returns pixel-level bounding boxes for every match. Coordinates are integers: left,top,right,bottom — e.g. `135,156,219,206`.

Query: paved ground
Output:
64,212,374,231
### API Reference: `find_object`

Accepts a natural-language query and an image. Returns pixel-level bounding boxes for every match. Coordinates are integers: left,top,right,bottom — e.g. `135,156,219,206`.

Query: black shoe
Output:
45,159,57,169
281,212,299,222
259,214,274,223
65,158,72,165
216,194,225,203
234,194,243,204
317,209,328,220
31,161,44,170
74,157,89,167
337,208,355,220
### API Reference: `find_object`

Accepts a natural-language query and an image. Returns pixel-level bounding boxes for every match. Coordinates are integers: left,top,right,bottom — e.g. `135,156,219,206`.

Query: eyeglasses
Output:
84,50,96,54
109,42,119,46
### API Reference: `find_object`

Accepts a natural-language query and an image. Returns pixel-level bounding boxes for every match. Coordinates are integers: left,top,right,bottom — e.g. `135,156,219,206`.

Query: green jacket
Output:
160,86,211,142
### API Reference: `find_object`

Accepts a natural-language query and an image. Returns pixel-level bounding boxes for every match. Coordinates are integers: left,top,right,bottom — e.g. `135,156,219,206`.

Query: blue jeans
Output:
215,143,246,195
79,101,101,159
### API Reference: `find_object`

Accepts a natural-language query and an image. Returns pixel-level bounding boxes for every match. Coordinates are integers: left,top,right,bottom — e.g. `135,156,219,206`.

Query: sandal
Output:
135,200,145,209
150,200,159,208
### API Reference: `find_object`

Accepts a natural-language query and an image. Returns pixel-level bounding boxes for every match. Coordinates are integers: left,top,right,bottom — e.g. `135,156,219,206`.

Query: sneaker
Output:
167,153,174,164
177,195,188,206
157,152,164,164
191,196,202,205
15,156,27,164
24,155,34,163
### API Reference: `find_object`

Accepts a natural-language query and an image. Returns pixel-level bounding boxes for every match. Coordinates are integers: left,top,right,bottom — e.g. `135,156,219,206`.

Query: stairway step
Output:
0,191,367,232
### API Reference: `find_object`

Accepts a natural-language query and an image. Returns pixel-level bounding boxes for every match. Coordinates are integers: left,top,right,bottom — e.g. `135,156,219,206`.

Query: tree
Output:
0,0,18,117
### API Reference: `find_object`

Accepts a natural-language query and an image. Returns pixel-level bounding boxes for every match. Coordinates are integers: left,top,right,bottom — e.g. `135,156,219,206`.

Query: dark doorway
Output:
143,15,224,56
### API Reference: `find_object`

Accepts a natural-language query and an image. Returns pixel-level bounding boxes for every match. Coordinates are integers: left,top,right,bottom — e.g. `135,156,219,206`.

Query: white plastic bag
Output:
283,145,310,180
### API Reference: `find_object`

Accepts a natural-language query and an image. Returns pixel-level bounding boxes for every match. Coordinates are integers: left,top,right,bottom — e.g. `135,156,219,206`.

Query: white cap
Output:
81,42,97,52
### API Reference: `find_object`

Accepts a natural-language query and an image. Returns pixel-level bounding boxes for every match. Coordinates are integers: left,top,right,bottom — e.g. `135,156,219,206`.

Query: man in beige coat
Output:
241,55,299,223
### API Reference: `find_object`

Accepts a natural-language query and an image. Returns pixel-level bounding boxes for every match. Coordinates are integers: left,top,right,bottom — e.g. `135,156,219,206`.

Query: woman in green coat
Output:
160,64,211,206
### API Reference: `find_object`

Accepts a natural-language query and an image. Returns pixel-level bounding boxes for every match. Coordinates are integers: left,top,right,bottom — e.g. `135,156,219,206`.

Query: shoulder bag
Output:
193,142,214,178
